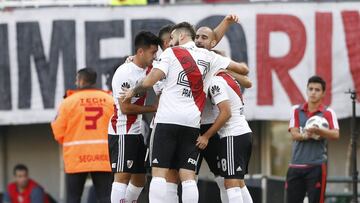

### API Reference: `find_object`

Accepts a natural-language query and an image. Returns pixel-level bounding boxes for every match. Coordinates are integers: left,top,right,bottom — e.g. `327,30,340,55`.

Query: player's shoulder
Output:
324,106,337,115
160,47,175,57
211,75,225,83
291,104,301,112
114,62,133,75
209,76,226,93
210,75,227,86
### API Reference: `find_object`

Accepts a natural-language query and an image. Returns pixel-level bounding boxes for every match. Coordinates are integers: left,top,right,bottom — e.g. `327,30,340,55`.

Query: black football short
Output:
108,134,146,173
150,123,200,171
218,133,252,179
196,124,221,176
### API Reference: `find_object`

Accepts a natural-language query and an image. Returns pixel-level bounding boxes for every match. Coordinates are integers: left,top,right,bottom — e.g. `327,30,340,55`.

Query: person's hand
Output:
224,14,239,24
300,132,309,141
196,135,209,150
121,88,134,102
306,127,321,140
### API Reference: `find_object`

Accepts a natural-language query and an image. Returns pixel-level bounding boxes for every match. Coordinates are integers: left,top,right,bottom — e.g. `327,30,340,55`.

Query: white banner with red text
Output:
0,3,359,125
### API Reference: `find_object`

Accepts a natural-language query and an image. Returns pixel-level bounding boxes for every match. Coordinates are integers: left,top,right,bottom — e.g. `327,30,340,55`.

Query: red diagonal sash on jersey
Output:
146,65,153,75
172,47,206,112
126,68,150,133
216,72,244,104
126,95,146,133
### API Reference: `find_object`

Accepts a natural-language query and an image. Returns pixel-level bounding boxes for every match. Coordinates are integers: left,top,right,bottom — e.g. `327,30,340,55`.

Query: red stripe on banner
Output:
319,163,327,203
342,11,360,102
126,95,146,133
315,12,333,106
216,72,244,104
111,104,118,133
172,47,206,112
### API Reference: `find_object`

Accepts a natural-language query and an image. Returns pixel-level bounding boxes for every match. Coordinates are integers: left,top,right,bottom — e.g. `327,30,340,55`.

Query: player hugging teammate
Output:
108,14,256,203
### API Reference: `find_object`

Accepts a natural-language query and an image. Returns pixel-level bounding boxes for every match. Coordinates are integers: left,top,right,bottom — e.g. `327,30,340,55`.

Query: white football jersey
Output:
153,41,230,128
209,74,252,138
201,98,218,125
108,62,147,135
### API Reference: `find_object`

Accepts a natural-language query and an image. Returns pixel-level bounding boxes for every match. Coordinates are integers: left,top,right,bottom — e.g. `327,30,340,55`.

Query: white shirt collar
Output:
180,41,196,49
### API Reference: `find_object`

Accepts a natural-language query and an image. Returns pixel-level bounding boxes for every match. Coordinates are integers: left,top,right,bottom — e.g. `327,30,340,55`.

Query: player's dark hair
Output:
307,75,326,91
77,67,97,85
13,164,28,175
134,31,161,53
171,22,196,41
158,25,173,49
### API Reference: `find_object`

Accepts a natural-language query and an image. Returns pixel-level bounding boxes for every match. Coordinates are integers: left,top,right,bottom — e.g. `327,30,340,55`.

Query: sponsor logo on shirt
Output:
211,85,221,96
121,82,130,89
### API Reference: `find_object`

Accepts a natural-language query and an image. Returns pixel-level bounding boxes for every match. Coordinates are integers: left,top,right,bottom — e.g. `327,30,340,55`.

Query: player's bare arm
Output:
124,68,165,100
227,61,249,75
227,70,252,88
213,14,239,45
196,100,231,150
306,127,340,140
290,127,309,141
118,98,157,115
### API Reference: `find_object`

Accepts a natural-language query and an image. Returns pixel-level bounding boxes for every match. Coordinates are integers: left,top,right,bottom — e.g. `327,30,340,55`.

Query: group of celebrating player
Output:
108,14,254,203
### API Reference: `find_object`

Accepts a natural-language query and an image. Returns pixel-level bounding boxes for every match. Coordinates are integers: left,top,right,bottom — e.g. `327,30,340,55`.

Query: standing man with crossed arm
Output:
286,76,339,203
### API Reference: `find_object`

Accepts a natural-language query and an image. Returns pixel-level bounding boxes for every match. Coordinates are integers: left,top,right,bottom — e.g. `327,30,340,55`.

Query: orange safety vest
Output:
51,89,114,173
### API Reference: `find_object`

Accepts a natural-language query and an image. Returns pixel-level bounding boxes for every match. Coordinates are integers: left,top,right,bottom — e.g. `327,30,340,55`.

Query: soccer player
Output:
124,22,248,203
51,68,114,203
195,25,252,203
108,31,160,203
153,24,181,203
197,70,253,203
286,76,339,203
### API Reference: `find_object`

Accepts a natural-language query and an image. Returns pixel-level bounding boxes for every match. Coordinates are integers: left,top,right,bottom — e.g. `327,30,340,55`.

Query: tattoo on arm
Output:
132,80,148,97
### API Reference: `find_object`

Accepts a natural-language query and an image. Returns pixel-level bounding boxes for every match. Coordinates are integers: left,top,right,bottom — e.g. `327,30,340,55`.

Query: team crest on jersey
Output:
121,82,130,89
127,160,133,168
211,85,221,96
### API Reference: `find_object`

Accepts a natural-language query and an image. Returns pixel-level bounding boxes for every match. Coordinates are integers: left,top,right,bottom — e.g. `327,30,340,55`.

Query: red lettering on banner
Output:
256,14,306,105
342,11,360,102
316,12,333,106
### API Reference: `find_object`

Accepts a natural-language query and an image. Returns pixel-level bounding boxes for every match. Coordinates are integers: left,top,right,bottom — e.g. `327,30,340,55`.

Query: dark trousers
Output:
285,164,327,203
66,172,112,203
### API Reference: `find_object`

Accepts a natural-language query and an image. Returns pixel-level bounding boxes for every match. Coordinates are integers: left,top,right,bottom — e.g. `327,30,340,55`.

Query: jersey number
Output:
85,107,103,130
